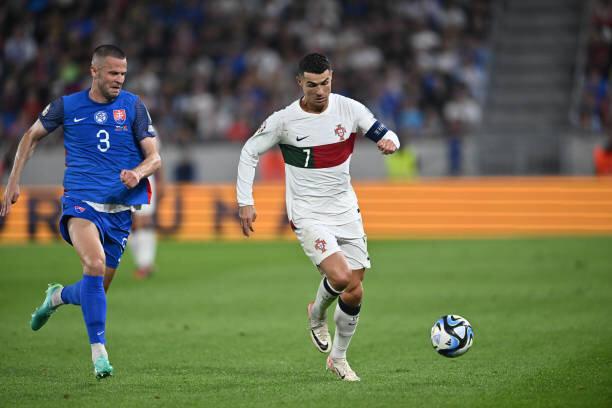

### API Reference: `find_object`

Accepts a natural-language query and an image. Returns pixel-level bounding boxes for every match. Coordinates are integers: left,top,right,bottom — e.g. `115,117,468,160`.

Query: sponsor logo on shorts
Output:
315,238,327,253
74,205,86,213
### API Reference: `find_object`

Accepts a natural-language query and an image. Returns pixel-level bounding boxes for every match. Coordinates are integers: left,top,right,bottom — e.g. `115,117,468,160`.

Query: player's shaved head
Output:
92,44,126,66
298,53,332,76
89,44,127,102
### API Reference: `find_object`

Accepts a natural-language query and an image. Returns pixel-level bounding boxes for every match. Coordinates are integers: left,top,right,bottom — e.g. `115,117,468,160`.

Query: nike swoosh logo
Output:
97,331,105,336
311,329,329,351
74,117,86,122
296,135,310,141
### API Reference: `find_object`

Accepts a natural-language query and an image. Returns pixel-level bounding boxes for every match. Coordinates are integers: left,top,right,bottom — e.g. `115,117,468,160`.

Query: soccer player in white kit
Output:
236,53,399,381
130,137,164,280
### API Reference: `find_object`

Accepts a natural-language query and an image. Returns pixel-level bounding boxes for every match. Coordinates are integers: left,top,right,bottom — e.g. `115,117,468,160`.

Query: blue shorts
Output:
59,196,132,269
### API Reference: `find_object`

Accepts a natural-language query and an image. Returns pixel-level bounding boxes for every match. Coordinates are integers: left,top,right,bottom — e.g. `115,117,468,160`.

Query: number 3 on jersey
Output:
97,129,110,152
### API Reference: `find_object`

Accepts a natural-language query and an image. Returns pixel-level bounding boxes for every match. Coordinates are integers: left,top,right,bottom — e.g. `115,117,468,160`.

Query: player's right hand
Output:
238,205,257,237
0,182,20,217
120,169,141,188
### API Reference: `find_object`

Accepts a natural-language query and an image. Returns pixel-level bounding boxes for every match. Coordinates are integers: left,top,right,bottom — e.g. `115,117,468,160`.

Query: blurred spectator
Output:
576,0,612,132
443,83,481,175
174,148,197,183
594,134,612,175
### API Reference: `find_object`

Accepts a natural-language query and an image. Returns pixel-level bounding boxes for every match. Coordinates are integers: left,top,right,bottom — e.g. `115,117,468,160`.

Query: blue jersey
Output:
39,89,155,205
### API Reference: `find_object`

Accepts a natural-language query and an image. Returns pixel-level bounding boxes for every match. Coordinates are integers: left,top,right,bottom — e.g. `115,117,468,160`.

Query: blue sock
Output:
60,280,82,305
80,275,107,344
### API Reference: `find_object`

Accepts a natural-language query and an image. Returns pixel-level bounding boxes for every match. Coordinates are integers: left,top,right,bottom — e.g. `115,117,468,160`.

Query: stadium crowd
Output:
1,0,490,148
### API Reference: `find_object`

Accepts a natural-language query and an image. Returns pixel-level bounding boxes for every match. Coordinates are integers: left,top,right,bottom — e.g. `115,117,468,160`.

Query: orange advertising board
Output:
1,177,612,243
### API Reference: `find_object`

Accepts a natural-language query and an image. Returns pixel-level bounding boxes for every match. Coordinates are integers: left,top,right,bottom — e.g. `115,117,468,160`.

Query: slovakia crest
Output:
334,124,347,141
314,238,327,253
94,111,108,124
74,205,86,213
113,109,126,124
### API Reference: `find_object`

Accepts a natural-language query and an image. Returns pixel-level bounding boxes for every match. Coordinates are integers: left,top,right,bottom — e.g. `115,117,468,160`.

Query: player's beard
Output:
101,83,121,101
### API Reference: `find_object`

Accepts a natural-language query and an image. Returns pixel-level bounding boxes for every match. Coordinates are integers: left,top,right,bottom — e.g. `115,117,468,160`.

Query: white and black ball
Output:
431,315,474,358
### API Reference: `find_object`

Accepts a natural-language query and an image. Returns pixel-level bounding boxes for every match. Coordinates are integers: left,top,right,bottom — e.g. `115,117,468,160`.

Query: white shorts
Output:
294,219,371,270
133,176,156,216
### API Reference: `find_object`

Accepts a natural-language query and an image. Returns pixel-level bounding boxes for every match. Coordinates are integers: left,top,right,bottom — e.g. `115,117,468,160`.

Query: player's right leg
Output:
30,283,64,331
30,199,96,330
67,217,113,379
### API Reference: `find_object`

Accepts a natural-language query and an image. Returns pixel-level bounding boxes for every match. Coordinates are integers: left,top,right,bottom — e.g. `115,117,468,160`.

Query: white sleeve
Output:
236,113,283,206
351,99,377,134
351,99,400,149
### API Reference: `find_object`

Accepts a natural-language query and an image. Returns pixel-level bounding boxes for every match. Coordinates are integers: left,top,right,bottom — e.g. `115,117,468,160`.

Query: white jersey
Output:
237,93,399,228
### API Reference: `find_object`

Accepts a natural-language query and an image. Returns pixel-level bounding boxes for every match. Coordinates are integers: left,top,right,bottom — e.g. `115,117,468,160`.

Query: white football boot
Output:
307,302,331,353
326,356,361,382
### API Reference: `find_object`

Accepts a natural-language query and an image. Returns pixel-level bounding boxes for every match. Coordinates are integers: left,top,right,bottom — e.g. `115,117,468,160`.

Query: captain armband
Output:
364,120,388,142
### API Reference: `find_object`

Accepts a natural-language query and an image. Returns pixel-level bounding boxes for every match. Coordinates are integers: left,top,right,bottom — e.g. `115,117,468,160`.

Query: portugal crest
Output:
314,238,327,253
334,124,347,141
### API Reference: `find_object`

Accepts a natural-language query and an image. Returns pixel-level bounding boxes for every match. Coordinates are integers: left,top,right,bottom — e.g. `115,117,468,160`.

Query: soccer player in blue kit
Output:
0,45,161,379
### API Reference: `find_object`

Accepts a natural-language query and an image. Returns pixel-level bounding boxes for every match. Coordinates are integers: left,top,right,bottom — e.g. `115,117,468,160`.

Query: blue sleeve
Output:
38,98,64,133
132,98,156,141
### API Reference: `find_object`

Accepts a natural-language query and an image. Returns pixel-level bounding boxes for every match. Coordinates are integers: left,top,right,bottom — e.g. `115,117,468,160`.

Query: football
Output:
431,315,474,358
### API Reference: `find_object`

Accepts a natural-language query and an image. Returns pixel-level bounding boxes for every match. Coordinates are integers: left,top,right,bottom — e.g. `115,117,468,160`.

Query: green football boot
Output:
94,356,114,379
30,283,63,331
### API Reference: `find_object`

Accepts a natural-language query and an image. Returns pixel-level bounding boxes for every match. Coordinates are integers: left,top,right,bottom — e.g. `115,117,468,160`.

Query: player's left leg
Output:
66,217,113,379
325,222,370,382
327,268,364,382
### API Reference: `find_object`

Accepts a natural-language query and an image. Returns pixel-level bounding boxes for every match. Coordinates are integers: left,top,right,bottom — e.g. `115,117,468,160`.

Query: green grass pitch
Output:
1,237,611,407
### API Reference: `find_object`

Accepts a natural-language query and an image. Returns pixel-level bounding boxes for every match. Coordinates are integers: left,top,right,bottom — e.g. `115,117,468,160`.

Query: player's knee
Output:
344,282,363,305
328,267,351,291
82,256,105,276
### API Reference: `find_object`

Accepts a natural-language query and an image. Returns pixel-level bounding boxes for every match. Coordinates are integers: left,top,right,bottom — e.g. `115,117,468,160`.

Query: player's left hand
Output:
120,169,141,188
377,139,398,155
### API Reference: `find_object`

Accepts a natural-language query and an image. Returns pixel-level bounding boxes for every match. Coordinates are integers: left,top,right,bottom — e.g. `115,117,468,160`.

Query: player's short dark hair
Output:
298,53,331,76
92,44,126,60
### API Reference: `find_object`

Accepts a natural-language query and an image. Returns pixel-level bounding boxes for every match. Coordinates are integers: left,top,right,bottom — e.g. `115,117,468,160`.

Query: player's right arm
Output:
236,112,283,237
1,98,63,217
1,120,50,217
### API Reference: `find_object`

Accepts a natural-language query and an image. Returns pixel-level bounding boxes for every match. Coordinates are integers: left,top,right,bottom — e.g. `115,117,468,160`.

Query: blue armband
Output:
364,120,388,142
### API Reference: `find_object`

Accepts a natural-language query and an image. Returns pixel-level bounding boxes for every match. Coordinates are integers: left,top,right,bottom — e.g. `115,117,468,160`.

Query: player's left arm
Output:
121,98,162,188
121,137,161,189
354,100,400,155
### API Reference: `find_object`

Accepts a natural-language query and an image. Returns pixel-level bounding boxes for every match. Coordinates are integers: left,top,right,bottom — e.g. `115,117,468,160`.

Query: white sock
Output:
139,229,157,268
330,300,360,360
311,278,342,321
129,231,142,262
131,229,157,268
51,288,64,308
91,343,108,363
